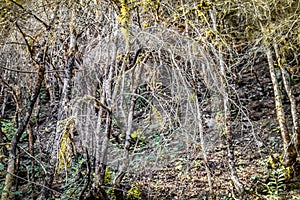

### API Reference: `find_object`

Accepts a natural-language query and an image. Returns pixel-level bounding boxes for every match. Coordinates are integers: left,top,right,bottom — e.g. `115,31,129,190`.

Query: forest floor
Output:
2,60,300,200
133,127,300,200
123,62,300,200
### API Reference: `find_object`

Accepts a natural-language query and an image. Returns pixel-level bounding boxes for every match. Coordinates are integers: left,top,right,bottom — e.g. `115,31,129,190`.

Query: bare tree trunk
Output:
27,124,35,199
45,72,57,108
219,52,244,196
274,44,300,158
39,8,78,200
95,48,116,198
0,124,4,164
96,62,114,199
0,99,6,163
0,89,7,117
1,64,45,200
50,7,77,167
266,46,297,166
207,6,244,195
114,50,144,199
94,91,105,178
195,96,213,192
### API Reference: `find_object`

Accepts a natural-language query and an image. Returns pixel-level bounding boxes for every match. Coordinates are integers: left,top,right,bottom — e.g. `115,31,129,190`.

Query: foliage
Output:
1,0,300,199
58,156,87,199
263,168,287,198
126,183,141,200
256,155,292,199
104,168,113,185
1,119,16,140
102,168,117,199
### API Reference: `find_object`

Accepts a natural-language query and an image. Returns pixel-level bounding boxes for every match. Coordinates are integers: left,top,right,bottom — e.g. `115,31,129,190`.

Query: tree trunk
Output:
1,64,45,200
0,121,5,164
39,9,77,199
274,44,300,157
27,124,35,199
208,6,244,195
195,96,213,192
266,46,297,166
114,49,144,198
219,51,244,196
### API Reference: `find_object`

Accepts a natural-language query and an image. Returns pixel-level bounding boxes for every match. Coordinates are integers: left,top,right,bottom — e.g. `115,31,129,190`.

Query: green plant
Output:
104,168,117,200
263,168,286,197
258,155,290,199
1,119,16,140
104,168,113,185
107,187,116,200
220,194,233,200
126,183,141,200
58,156,88,199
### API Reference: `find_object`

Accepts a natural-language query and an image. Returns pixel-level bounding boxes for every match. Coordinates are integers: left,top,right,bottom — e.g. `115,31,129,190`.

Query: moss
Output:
57,116,74,171
117,0,131,47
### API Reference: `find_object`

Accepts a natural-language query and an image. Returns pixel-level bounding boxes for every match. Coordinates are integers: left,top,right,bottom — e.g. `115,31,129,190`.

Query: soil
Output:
123,61,300,199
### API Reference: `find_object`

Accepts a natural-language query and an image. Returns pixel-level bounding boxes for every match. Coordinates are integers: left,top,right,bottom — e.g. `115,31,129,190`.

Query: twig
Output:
5,171,67,197
17,145,47,174
15,22,34,59
0,65,78,74
9,0,49,29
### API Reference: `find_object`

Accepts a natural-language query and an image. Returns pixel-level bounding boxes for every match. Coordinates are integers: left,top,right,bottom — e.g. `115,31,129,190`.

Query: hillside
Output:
1,1,300,199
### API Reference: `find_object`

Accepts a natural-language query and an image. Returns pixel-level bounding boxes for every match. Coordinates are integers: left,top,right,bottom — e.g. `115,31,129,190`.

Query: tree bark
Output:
195,96,213,192
27,124,35,199
1,64,45,200
38,8,77,199
219,51,244,196
274,44,300,157
266,46,297,166
114,50,143,198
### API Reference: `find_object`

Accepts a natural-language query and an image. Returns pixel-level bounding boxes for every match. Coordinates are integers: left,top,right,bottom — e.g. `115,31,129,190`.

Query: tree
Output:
1,1,58,198
1,0,300,199
255,0,300,167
